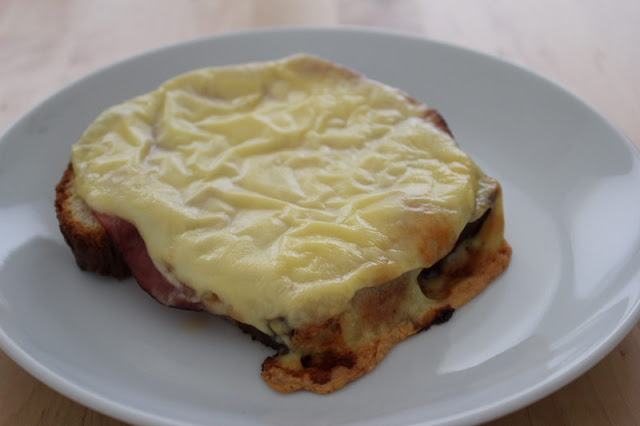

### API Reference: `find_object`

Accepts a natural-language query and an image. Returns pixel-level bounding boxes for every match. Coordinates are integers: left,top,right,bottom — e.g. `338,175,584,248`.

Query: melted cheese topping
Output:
71,55,482,332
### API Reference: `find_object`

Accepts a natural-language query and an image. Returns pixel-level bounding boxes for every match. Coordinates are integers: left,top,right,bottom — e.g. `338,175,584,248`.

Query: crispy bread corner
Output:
55,163,130,279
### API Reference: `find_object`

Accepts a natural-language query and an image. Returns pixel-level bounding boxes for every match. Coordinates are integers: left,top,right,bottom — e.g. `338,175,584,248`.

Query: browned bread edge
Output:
55,162,130,279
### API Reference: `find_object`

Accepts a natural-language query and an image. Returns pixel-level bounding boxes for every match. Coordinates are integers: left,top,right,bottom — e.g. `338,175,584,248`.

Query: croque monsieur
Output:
55,54,511,393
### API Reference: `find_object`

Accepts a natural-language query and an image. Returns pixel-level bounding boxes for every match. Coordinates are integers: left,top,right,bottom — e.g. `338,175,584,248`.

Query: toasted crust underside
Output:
55,163,130,279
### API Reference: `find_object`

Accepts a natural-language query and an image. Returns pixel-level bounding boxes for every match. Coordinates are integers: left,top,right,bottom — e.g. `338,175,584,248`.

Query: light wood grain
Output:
1,1,639,424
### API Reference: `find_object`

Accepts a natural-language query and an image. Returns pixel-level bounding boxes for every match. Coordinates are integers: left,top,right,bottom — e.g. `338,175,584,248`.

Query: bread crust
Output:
55,163,130,279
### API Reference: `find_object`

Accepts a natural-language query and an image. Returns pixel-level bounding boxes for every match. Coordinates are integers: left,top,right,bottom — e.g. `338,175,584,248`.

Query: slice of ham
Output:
93,212,204,311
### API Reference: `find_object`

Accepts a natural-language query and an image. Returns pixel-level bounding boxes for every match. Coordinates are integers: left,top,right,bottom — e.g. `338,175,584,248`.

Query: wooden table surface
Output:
1,1,639,425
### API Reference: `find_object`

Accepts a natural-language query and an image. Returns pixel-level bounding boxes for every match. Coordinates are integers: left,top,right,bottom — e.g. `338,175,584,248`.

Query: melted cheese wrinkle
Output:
72,55,481,331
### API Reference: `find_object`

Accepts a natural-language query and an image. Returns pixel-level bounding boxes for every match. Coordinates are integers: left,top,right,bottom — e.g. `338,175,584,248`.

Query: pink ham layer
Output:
93,211,204,310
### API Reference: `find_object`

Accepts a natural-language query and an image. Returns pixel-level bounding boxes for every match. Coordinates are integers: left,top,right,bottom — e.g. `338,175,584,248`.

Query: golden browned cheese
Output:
262,188,510,393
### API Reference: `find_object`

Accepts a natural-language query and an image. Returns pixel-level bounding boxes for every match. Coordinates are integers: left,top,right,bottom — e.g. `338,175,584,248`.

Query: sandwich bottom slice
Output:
55,54,511,393
55,162,510,394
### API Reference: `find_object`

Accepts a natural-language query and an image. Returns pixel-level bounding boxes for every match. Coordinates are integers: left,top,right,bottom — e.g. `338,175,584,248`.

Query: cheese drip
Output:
71,54,482,332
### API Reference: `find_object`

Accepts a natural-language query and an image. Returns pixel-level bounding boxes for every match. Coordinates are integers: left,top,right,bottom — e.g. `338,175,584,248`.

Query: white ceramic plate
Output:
1,27,639,426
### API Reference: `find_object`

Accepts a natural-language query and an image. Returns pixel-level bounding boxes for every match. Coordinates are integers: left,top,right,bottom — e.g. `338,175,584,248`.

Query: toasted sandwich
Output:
55,54,511,393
